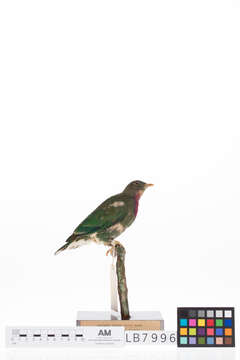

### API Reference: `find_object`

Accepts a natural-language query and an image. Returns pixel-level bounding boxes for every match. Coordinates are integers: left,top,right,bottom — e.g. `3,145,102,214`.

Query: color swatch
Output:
177,307,235,347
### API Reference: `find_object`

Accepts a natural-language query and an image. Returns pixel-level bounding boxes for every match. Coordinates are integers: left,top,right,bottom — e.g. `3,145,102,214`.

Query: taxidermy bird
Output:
55,180,153,256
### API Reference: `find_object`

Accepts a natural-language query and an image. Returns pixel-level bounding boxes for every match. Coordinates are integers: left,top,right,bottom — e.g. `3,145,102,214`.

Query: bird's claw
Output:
106,247,115,257
106,241,122,257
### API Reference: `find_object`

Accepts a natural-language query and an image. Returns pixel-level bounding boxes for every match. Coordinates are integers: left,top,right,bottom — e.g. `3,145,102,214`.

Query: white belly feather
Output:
67,232,101,249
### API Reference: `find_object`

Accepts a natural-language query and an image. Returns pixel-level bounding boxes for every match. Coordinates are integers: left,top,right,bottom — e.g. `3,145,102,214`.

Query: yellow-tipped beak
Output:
146,183,154,188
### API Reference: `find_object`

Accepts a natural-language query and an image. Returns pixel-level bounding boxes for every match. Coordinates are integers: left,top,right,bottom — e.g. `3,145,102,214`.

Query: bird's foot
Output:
106,240,123,257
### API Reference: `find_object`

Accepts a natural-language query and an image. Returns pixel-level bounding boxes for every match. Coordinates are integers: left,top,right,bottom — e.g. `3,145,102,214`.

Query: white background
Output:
0,0,240,359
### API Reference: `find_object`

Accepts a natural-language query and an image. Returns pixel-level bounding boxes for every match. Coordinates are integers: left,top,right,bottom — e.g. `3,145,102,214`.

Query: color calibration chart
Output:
177,307,235,347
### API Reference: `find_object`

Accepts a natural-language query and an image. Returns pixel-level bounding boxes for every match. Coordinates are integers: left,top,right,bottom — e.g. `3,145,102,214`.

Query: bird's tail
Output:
54,243,69,255
54,233,88,255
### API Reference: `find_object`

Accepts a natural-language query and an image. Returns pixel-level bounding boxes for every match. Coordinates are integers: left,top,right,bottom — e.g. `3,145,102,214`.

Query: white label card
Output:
6,327,176,347
83,326,125,346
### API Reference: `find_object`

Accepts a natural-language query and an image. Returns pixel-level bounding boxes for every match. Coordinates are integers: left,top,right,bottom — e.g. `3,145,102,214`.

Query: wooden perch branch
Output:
115,243,130,320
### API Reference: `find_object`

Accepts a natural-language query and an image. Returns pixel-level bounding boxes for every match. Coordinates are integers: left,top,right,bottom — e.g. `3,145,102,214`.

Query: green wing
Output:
73,195,128,236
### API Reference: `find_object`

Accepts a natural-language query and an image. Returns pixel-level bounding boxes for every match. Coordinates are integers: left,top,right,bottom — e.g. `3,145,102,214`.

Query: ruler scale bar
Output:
6,327,176,347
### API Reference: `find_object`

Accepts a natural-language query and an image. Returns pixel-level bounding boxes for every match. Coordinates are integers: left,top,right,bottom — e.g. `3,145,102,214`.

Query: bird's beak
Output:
145,183,154,188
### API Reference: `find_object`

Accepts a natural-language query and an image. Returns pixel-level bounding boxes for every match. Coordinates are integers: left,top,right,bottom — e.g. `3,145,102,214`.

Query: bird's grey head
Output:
123,180,154,196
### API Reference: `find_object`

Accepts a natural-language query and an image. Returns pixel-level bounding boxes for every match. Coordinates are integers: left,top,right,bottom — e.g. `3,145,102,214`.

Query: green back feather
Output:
74,194,129,235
